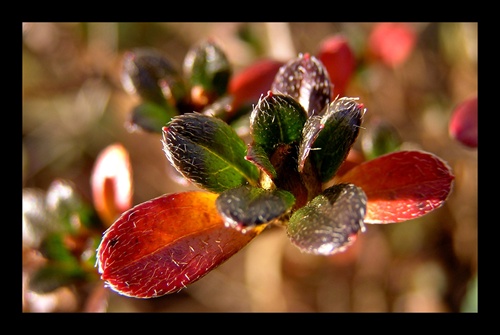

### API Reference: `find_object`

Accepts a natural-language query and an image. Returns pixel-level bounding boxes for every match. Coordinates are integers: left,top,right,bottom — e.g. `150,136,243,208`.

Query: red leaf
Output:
228,58,284,111
317,35,356,98
96,191,261,298
449,96,478,148
368,22,416,67
335,151,454,224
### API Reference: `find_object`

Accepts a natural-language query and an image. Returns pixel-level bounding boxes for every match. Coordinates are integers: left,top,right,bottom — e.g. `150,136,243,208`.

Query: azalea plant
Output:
95,40,455,299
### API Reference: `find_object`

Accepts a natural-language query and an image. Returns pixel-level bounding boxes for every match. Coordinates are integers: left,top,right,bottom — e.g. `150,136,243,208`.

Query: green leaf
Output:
129,101,177,133
216,185,295,232
40,233,80,265
183,39,232,100
287,183,367,255
162,113,259,193
303,97,365,183
250,92,308,156
361,117,402,160
121,48,186,106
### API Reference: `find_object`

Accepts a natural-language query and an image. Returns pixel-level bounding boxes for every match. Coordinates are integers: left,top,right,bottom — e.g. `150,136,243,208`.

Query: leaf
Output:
162,113,260,193
97,191,262,298
216,185,295,232
229,58,284,112
250,92,308,156
335,150,455,224
128,101,178,133
183,39,232,106
302,97,365,182
317,35,356,98
287,183,367,255
91,143,133,227
245,143,277,180
361,117,402,160
271,53,332,117
449,96,478,148
121,48,186,106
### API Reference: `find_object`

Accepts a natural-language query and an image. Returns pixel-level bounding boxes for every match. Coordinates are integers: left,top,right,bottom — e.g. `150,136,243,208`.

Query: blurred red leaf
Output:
317,35,356,98
336,150,454,224
228,58,284,111
91,143,133,227
449,96,478,148
97,191,261,298
368,22,416,67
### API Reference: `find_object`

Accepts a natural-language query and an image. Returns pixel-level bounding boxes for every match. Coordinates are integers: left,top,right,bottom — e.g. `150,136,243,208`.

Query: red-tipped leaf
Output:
336,150,454,224
97,191,261,298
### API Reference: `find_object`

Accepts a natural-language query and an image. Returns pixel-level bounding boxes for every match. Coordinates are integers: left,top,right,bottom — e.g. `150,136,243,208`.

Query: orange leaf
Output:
336,150,454,224
97,191,261,298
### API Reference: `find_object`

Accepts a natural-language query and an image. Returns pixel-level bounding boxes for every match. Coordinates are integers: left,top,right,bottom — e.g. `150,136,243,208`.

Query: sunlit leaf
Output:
287,183,367,255
216,185,295,232
449,96,478,148
302,97,365,182
162,113,259,193
250,92,308,156
336,150,454,223
91,143,133,227
271,53,331,117
23,188,54,248
97,191,262,298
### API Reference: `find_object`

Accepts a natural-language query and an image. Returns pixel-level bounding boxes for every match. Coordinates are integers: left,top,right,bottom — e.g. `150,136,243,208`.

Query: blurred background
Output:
22,22,477,312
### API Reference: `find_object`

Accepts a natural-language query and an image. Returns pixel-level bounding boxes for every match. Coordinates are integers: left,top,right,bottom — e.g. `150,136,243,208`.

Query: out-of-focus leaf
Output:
162,113,260,193
128,101,178,133
121,48,186,106
97,191,262,298
336,150,454,224
39,233,80,265
368,22,416,68
302,97,365,183
271,53,331,117
449,96,478,148
317,35,356,98
229,58,284,112
46,179,94,231
28,262,87,294
183,39,232,107
216,185,295,232
361,117,402,160
250,92,308,156
91,143,133,227
287,183,367,255
23,188,53,248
